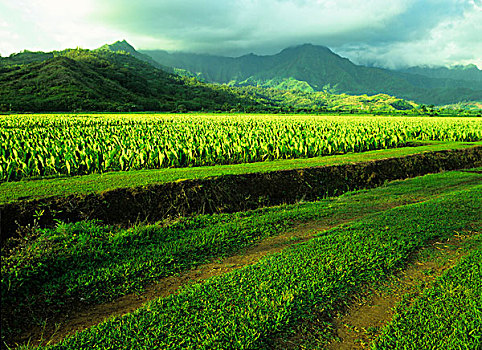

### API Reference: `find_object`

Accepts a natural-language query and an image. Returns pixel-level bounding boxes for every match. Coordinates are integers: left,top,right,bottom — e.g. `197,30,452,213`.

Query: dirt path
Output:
14,219,338,348
270,232,474,350
11,199,471,348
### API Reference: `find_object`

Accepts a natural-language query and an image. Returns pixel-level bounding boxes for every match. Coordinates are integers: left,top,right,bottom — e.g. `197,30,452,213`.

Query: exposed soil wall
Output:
1,147,481,244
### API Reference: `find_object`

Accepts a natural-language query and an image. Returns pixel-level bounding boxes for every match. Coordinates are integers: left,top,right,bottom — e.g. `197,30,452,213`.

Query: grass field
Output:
2,169,481,348
374,241,482,349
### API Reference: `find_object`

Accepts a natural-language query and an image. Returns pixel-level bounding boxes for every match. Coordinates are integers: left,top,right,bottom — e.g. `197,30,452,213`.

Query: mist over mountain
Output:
398,65,482,83
141,43,482,105
97,40,172,72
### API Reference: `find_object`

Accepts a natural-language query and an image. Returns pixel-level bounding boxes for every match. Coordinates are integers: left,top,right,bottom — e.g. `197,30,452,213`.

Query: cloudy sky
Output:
1,0,481,69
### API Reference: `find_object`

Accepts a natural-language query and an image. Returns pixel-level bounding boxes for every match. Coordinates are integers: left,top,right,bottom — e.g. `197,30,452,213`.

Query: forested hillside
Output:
142,43,482,105
0,49,262,112
1,44,427,113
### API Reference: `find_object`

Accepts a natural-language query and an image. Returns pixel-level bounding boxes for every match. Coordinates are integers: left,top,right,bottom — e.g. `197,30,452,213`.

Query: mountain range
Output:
1,40,481,112
399,65,482,83
140,42,482,105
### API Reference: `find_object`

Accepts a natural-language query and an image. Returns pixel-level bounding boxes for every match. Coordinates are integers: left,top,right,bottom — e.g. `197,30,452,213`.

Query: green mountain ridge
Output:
142,43,482,105
97,40,172,72
2,41,475,113
0,48,261,112
399,64,482,83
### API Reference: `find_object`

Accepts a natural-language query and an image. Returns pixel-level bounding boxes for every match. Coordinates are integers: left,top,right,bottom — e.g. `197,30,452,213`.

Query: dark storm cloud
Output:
333,0,482,68
92,1,467,49
2,0,480,68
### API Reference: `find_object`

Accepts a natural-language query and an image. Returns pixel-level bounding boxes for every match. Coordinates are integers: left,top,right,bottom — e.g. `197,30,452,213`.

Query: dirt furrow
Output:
12,200,473,348
14,220,335,347
270,232,474,350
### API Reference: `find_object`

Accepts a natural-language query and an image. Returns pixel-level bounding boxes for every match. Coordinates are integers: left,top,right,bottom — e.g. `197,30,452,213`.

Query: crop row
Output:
1,114,481,181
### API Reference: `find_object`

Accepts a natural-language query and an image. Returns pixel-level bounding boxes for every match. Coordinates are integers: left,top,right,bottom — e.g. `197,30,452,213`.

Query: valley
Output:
1,10,482,347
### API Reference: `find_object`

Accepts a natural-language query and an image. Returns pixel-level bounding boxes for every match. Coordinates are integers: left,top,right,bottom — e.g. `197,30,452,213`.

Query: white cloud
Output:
0,0,122,54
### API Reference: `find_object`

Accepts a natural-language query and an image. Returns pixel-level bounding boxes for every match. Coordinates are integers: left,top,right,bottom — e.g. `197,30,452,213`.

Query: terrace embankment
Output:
1,146,481,244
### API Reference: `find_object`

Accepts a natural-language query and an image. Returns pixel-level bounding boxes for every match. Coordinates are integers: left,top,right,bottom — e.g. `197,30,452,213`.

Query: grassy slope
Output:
374,237,482,350
0,49,261,113
2,141,481,204
2,170,481,346
29,175,480,349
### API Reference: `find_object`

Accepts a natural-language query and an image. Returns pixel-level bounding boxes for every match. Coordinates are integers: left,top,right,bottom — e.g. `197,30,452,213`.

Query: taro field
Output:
1,113,481,181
